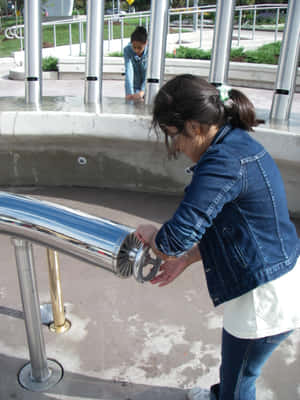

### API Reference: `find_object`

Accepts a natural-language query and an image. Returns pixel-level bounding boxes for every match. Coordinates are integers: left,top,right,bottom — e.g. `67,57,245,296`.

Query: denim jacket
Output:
124,43,148,96
155,125,300,306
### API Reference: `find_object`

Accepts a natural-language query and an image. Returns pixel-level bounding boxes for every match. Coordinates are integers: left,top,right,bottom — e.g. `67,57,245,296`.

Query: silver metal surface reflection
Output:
0,192,161,282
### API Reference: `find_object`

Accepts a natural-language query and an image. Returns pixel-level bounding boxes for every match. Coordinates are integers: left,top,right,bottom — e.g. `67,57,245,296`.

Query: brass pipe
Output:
46,249,71,334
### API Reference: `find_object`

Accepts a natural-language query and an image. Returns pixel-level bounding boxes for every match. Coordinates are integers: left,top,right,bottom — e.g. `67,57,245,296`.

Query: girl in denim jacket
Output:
123,26,148,101
135,74,300,400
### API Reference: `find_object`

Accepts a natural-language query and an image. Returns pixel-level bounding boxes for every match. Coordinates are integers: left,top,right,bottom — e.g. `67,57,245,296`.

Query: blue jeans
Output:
210,328,293,400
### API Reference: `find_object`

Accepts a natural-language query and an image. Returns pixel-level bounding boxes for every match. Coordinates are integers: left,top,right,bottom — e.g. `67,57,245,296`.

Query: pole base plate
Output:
18,359,63,392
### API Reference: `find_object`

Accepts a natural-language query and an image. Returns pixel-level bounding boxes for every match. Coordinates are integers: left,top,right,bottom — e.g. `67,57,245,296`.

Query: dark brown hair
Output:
152,74,259,157
131,26,147,43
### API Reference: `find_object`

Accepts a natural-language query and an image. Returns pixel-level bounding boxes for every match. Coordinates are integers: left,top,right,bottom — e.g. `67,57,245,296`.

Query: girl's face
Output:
163,122,218,163
131,40,147,57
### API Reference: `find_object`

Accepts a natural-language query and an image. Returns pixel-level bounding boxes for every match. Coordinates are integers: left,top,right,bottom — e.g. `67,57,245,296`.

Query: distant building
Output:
43,0,74,17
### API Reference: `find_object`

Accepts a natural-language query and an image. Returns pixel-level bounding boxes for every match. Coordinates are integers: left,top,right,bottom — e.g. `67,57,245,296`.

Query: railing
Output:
4,4,288,56
0,191,160,391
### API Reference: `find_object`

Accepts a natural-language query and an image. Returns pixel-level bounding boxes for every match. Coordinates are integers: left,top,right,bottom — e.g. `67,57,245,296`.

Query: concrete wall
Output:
9,55,300,92
0,102,299,216
57,57,300,91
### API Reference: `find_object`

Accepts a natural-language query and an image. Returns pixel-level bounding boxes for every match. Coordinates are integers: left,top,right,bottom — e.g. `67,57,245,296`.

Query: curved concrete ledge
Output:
9,57,300,91
0,98,299,215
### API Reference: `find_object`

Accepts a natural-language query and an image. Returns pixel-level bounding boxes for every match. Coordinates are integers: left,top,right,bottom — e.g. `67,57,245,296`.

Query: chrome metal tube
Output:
209,0,236,85
193,0,198,31
24,0,42,104
12,238,50,382
145,0,169,104
0,192,160,283
270,0,300,122
84,0,105,104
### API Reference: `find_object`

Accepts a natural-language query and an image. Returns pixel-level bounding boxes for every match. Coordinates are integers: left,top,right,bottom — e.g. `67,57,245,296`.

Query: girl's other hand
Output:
135,224,158,246
150,256,189,287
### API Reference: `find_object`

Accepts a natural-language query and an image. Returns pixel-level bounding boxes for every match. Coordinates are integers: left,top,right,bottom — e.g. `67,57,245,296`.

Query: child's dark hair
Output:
131,26,147,43
152,74,259,156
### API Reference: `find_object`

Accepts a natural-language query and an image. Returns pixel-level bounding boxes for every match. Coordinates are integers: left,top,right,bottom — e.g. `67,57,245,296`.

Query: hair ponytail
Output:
152,75,261,146
225,88,259,132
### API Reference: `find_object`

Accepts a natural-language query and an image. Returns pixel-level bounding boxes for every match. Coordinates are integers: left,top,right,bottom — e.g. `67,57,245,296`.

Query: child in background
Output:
123,26,148,101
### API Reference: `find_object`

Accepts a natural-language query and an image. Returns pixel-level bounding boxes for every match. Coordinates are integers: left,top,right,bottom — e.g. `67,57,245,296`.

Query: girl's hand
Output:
150,245,202,287
132,91,145,101
150,256,189,287
135,224,158,246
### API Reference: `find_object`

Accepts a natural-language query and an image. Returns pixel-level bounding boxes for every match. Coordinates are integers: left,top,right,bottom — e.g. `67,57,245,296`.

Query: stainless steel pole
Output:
209,0,236,86
24,0,41,104
84,0,105,104
193,0,198,31
145,0,169,104
199,11,204,48
270,0,300,122
12,238,63,391
13,239,49,381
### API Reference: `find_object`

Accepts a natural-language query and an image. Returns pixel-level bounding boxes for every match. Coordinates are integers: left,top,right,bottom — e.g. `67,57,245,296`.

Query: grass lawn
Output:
0,17,145,57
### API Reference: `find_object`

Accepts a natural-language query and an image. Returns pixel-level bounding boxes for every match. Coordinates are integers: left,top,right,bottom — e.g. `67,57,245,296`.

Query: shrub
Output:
245,41,281,64
42,56,58,71
174,46,211,59
109,51,124,57
230,47,246,62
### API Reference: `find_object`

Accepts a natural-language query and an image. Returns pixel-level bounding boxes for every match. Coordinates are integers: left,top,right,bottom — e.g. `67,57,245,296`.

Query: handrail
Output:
5,4,288,46
0,191,160,281
2,190,161,391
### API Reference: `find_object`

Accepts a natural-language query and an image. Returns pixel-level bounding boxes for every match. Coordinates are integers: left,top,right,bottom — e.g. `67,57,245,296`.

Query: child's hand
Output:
135,224,158,246
150,256,189,287
132,91,145,101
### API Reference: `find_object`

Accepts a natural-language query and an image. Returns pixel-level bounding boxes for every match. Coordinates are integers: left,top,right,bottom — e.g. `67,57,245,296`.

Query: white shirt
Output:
223,256,300,339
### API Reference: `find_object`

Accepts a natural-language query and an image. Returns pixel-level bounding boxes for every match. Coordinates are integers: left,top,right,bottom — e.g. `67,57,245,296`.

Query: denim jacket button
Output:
205,268,211,272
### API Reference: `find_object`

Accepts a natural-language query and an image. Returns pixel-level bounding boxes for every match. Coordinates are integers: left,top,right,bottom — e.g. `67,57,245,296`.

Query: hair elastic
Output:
217,84,231,102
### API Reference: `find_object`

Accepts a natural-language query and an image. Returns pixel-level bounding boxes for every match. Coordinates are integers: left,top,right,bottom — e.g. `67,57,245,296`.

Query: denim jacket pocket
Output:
222,226,248,269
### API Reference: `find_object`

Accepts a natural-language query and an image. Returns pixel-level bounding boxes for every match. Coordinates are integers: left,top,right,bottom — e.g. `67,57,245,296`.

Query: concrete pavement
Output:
0,186,299,400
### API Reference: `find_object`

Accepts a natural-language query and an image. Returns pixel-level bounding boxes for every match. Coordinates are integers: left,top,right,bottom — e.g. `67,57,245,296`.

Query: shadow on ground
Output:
0,353,186,400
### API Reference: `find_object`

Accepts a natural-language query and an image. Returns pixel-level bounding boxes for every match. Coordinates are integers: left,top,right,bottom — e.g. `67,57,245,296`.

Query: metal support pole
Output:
108,19,111,52
274,7,280,42
179,13,182,46
79,20,83,55
121,17,124,52
199,11,204,48
12,238,63,392
237,9,242,47
193,0,198,32
53,24,56,47
47,249,71,334
24,0,41,104
84,0,105,104
145,0,169,104
252,6,256,40
270,0,300,122
209,0,236,86
69,23,73,55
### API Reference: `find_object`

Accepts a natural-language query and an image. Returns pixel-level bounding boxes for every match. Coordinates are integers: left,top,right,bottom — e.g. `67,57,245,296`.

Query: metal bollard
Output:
12,238,63,392
47,248,71,334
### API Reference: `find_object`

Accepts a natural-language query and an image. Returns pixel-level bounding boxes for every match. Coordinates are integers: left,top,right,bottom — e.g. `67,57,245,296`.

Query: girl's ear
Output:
186,120,201,136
